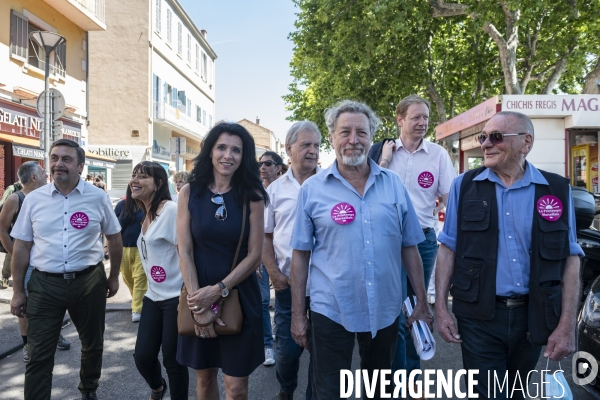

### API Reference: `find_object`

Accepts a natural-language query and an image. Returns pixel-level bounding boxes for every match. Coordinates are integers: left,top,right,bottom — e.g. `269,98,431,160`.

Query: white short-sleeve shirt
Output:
137,201,183,301
386,138,456,228
11,179,121,273
265,167,321,278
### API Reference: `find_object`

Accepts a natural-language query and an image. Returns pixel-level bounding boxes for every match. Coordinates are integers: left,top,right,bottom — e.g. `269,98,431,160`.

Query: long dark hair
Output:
189,123,268,206
130,161,172,221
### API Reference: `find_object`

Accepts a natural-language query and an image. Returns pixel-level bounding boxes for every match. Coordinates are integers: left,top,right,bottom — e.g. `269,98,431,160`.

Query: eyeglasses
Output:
477,132,528,145
259,161,277,167
141,237,147,260
211,192,227,221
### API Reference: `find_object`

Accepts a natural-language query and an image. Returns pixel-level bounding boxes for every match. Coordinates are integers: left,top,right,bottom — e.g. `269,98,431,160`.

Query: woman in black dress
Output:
177,123,268,399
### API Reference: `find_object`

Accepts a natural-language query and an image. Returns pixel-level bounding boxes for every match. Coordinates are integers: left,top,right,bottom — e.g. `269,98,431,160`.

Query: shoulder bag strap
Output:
230,196,247,273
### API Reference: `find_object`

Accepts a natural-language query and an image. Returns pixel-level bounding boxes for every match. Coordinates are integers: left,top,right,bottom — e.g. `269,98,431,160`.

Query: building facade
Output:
88,0,215,196
237,118,285,161
0,0,109,196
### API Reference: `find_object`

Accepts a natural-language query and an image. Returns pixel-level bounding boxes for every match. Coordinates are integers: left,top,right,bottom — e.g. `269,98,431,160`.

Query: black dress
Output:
176,184,263,376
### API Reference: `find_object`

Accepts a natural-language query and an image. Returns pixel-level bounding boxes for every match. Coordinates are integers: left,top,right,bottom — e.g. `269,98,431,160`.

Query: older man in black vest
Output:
435,111,583,399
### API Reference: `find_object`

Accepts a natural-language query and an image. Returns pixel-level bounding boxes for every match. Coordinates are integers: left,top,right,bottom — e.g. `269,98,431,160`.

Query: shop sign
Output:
0,104,41,139
503,95,600,129
12,145,44,160
84,159,116,169
461,135,481,151
0,100,83,142
436,96,499,140
88,147,131,159
503,95,600,115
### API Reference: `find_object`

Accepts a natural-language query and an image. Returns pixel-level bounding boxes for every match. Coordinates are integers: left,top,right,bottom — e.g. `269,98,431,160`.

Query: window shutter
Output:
156,0,161,33
172,88,178,108
163,82,168,104
10,10,28,61
54,40,66,77
166,10,171,42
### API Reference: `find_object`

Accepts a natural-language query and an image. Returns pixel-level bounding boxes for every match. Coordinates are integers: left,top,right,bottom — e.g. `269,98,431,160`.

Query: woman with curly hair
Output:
177,122,268,399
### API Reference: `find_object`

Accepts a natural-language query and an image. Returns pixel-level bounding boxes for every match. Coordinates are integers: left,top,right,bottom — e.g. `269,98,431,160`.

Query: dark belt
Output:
496,294,529,307
34,263,100,280
423,227,434,234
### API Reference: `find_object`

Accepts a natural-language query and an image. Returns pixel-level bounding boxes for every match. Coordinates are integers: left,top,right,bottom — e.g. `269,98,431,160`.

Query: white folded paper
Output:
403,295,436,361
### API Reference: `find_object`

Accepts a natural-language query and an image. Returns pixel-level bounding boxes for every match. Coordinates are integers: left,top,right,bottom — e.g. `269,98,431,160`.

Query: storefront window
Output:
468,157,483,170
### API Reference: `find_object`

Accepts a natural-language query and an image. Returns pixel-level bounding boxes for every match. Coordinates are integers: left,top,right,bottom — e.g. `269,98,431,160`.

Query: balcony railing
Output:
75,0,105,23
153,102,208,139
43,0,106,31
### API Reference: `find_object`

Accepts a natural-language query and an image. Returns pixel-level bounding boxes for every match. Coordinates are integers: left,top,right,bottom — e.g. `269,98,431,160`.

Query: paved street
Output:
0,258,596,399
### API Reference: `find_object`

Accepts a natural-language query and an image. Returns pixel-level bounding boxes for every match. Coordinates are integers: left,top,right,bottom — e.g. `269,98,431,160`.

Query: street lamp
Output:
29,31,66,175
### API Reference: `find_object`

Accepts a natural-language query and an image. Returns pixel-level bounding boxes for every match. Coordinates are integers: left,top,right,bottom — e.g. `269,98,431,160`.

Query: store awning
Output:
0,133,45,160
85,151,116,169
0,133,117,168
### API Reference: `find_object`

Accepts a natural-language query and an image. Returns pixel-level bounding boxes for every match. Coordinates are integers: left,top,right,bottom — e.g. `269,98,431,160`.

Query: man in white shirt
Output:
263,121,321,400
258,150,284,367
10,139,123,400
379,95,456,386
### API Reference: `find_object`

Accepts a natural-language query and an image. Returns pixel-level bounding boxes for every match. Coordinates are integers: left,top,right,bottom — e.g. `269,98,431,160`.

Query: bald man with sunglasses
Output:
435,111,583,399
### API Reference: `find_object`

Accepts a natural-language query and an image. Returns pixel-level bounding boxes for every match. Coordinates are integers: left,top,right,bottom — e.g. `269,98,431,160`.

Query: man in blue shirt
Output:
435,111,583,399
290,100,432,399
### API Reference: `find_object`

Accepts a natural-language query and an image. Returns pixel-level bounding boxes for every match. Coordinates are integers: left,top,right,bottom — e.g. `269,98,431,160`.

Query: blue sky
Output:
179,0,298,141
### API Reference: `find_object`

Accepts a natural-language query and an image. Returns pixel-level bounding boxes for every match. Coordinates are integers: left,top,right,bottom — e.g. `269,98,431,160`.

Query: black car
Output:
578,275,600,397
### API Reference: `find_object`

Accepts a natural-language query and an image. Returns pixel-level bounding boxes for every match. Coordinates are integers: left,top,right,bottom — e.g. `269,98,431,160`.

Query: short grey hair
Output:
285,121,322,146
18,161,41,184
324,100,381,138
492,111,535,138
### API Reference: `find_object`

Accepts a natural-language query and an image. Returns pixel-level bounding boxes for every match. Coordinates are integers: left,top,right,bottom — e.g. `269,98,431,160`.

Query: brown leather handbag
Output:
177,200,246,336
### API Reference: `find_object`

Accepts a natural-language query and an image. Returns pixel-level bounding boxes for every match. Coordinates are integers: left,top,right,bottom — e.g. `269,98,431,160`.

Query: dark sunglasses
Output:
211,193,227,221
477,132,528,145
259,161,277,167
141,237,147,260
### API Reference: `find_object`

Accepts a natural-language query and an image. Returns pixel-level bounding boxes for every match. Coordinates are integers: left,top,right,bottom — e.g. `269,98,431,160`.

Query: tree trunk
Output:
583,56,600,94
542,57,568,94
427,82,447,123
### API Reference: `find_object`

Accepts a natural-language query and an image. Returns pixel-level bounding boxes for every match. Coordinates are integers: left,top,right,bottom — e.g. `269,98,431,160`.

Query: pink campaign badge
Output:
70,212,89,229
150,266,166,283
537,195,563,221
331,202,356,225
418,171,434,188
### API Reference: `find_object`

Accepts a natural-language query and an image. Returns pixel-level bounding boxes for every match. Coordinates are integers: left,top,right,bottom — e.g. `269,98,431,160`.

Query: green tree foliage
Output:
285,0,600,148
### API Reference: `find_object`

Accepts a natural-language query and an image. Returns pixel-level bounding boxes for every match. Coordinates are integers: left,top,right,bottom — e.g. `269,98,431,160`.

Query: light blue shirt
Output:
290,159,424,337
438,161,584,296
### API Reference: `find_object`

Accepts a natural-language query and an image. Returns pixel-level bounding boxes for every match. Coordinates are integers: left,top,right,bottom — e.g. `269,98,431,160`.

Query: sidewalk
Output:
0,254,134,361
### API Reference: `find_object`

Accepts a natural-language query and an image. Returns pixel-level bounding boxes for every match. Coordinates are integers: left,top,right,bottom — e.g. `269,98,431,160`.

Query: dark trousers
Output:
25,263,107,399
456,302,542,400
258,264,273,347
310,311,398,400
134,296,189,399
275,287,312,398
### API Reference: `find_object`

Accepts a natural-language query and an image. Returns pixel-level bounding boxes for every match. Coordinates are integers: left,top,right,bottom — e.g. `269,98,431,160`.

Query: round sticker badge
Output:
151,266,166,283
70,212,89,229
418,171,434,188
331,202,356,225
537,195,563,222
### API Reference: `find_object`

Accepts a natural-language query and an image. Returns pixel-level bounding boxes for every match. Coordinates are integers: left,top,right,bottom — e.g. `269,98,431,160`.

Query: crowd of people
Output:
2,94,582,400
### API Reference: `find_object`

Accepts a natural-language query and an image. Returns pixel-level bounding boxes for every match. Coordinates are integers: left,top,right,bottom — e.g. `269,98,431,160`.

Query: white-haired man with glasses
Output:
435,111,583,399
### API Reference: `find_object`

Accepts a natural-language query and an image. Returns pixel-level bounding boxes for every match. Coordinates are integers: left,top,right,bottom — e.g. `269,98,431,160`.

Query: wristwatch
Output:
381,157,391,164
217,281,229,298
